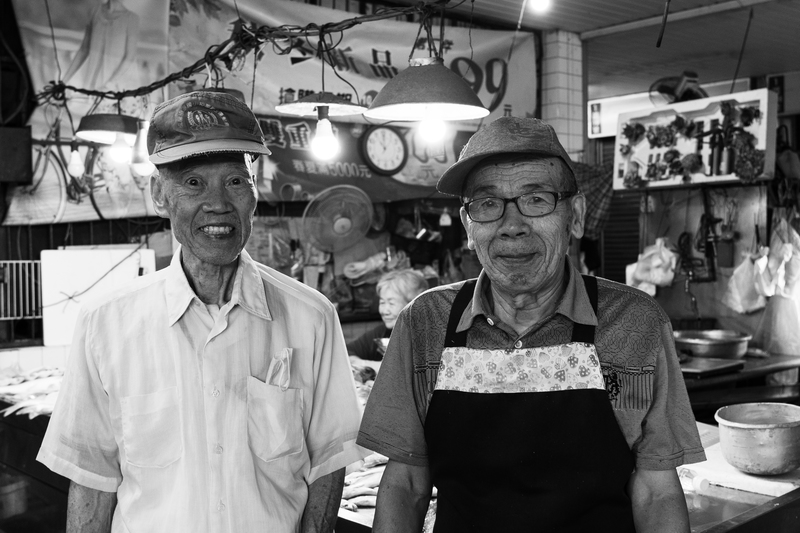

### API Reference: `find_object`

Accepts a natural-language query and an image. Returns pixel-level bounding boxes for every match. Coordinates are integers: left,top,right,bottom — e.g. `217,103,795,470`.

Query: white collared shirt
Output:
38,249,364,532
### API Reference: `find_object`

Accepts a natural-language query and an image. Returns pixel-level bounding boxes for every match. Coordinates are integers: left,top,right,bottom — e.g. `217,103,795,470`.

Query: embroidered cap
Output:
436,117,575,196
148,90,271,165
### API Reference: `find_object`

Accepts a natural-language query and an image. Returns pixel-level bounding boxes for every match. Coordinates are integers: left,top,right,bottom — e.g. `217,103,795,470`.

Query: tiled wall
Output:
541,30,584,162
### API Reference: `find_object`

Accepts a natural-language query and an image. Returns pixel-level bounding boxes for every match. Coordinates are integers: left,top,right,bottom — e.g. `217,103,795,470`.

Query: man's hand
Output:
372,460,433,533
67,481,116,533
301,468,345,533
628,468,690,533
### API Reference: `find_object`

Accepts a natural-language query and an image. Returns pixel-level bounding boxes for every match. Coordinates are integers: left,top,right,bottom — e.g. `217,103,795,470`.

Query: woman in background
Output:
347,269,429,361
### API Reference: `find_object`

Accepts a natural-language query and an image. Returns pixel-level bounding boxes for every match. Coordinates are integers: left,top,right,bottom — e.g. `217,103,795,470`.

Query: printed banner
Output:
172,0,536,195
171,0,536,123
6,0,536,224
6,0,169,225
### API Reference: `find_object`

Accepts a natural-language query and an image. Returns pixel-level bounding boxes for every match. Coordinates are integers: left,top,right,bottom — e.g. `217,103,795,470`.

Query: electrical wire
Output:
43,0,62,82
37,1,447,106
41,242,146,308
655,0,671,48
730,7,754,94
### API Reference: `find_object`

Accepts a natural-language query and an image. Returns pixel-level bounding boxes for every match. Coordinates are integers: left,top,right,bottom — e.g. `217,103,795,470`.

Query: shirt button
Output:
514,340,523,349
215,444,223,454
211,388,220,397
487,318,494,326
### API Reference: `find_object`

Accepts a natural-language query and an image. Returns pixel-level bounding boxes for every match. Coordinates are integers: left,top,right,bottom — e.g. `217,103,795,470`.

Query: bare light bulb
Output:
529,0,551,12
418,118,447,143
67,148,85,178
109,132,132,163
311,118,340,161
130,119,156,176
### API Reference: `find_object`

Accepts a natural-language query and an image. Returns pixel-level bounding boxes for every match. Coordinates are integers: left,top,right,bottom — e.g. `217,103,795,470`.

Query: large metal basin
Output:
673,330,751,359
715,403,800,475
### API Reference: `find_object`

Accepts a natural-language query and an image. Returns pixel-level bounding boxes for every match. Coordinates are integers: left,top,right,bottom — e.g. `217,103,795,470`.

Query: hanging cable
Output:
43,0,62,82
655,0,671,48
37,1,445,105
730,7,754,93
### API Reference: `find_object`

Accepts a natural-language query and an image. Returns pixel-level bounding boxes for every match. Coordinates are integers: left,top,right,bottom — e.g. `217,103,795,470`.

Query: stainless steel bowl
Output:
715,403,800,475
673,330,751,359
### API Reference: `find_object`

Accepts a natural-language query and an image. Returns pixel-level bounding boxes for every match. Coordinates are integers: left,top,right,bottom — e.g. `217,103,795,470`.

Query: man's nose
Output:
498,200,530,236
202,183,233,212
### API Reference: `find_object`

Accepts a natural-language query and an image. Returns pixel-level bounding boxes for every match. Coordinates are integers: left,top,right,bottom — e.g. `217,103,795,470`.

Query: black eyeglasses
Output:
463,191,578,222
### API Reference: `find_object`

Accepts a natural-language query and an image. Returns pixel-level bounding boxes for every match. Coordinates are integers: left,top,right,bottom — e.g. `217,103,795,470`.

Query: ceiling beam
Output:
580,0,775,40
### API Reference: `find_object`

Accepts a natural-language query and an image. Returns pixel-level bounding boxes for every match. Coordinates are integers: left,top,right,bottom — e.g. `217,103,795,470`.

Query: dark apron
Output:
424,276,636,532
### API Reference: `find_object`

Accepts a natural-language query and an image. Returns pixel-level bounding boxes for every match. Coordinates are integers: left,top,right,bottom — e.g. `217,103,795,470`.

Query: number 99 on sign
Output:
450,57,508,113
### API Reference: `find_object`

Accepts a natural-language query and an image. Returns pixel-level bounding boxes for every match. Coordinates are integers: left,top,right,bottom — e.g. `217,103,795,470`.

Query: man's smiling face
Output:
153,154,257,271
460,155,584,299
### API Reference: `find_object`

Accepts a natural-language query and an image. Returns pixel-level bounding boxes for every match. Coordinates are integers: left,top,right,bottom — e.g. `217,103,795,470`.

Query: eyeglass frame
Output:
462,190,579,223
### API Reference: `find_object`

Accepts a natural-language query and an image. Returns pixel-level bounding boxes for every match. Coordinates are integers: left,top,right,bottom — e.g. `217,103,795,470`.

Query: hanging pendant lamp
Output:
276,92,365,117
364,3,489,123
75,113,138,145
364,57,489,121
275,31,365,118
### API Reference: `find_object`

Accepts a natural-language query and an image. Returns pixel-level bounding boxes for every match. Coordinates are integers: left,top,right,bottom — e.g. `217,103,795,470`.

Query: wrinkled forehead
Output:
462,155,573,197
157,152,254,179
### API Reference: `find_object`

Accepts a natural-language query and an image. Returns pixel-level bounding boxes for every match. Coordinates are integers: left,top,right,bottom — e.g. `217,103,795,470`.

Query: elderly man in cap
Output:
357,117,705,532
38,90,363,533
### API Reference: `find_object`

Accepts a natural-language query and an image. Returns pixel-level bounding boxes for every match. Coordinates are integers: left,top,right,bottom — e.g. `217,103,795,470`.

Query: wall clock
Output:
361,125,408,176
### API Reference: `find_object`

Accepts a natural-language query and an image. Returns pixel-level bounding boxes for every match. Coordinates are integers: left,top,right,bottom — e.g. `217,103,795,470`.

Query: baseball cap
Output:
148,90,271,165
437,117,576,197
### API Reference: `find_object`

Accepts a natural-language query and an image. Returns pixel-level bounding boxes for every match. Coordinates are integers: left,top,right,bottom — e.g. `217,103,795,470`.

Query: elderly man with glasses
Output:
357,117,705,533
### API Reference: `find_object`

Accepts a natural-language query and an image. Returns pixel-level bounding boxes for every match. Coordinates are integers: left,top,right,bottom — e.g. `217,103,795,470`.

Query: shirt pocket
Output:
120,386,183,468
246,375,305,462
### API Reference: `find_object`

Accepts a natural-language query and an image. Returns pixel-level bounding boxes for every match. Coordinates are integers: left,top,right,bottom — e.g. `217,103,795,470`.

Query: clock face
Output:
362,126,408,175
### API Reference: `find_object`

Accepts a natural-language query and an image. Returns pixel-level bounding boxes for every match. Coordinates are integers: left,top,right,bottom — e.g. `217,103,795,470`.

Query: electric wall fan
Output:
649,71,709,104
301,185,374,253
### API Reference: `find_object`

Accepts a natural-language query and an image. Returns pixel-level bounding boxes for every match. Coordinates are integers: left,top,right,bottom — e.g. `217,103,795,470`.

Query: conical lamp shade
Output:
76,114,138,145
364,57,489,121
275,92,366,117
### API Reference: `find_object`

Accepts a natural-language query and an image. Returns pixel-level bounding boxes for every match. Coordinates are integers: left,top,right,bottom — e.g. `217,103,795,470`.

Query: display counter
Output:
4,396,800,533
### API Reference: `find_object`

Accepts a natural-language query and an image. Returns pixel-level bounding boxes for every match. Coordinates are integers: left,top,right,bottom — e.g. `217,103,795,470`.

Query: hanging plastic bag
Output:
753,214,800,361
625,263,656,296
627,238,678,293
754,219,793,297
722,253,766,313
753,283,800,357
780,220,800,296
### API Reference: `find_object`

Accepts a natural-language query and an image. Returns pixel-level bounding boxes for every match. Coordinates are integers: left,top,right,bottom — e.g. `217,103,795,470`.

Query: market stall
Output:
2,0,800,530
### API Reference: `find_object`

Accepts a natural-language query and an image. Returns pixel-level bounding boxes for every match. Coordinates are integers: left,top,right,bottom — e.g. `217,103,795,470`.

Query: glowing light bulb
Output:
109,133,132,163
418,118,447,143
311,118,339,160
130,120,156,176
67,148,85,178
529,0,551,12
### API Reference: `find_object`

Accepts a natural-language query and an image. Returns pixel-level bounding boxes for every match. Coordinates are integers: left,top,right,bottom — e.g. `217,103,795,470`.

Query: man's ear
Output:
150,171,170,219
569,192,586,240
